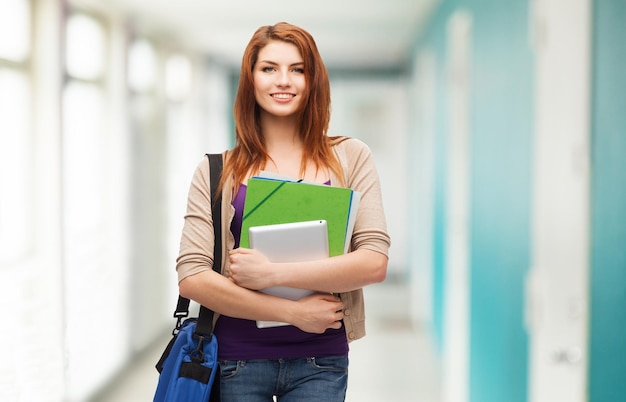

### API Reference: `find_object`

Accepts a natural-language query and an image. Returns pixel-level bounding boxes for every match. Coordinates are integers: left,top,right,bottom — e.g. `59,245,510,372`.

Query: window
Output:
65,13,105,80
165,53,192,102
63,12,120,400
0,0,32,264
128,39,157,93
62,13,106,237
0,0,30,62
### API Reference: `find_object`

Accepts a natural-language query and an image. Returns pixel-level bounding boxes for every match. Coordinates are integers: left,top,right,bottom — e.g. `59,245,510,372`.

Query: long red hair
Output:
220,22,346,193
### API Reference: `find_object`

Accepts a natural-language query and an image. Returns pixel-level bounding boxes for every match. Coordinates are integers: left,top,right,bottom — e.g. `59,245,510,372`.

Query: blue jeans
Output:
218,356,348,402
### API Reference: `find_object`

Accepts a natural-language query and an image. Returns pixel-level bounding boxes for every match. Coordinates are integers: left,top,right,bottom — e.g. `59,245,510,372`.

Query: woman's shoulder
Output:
192,150,229,181
330,136,373,158
196,150,230,170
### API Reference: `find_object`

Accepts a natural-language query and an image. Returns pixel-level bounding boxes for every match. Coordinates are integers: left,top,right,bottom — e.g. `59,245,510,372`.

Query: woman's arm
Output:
179,269,345,334
228,247,387,293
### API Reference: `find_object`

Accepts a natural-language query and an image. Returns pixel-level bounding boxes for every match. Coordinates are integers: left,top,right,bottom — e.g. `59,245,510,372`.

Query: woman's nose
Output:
276,70,291,87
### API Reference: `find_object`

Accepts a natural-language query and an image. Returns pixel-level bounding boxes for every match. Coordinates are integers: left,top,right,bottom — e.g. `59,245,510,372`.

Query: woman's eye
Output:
262,66,275,72
293,68,304,73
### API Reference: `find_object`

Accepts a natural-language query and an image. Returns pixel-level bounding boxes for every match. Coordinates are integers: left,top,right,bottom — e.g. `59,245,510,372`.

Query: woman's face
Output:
253,40,306,119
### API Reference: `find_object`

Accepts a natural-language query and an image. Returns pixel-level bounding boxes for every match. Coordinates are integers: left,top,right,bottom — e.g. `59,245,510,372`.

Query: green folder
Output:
240,177,357,257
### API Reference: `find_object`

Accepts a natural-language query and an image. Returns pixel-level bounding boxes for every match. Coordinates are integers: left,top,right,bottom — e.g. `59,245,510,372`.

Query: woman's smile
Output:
271,92,296,101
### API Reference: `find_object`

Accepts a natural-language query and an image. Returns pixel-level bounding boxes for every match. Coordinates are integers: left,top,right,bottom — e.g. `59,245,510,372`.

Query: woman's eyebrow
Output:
258,60,304,67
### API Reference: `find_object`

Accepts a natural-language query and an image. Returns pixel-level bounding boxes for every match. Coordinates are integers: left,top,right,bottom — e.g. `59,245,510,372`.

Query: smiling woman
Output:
227,23,337,184
175,21,391,402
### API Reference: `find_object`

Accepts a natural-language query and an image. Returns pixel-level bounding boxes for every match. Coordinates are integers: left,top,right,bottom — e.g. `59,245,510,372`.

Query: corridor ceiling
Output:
77,0,438,71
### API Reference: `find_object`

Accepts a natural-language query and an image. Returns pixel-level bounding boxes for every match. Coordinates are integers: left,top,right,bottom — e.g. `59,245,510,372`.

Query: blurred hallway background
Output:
1,0,625,401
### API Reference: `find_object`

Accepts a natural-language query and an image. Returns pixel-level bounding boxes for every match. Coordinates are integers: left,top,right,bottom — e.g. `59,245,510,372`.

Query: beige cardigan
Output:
176,137,391,341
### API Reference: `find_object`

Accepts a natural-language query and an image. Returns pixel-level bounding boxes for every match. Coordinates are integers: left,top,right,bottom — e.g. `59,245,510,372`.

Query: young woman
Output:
176,22,391,402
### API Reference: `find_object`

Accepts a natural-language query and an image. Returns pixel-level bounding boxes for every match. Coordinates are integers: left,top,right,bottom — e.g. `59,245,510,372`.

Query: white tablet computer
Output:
248,220,329,328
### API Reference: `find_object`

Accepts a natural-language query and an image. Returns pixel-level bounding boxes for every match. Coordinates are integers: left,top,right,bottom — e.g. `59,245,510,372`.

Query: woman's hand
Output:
229,248,344,333
228,248,274,290
290,293,345,334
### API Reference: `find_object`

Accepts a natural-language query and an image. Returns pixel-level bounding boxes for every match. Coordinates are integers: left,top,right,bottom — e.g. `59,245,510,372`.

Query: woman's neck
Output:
258,112,327,183
260,113,301,153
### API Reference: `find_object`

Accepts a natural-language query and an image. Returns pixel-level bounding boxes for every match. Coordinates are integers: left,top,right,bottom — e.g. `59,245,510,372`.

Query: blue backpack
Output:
153,317,219,402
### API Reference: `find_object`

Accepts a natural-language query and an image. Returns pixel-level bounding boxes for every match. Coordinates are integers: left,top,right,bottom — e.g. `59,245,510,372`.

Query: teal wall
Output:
412,1,532,401
416,2,453,354
432,7,450,354
589,0,626,400
468,2,531,402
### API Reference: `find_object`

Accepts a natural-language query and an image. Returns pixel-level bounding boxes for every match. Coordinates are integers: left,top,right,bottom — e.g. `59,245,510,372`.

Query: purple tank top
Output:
213,183,348,360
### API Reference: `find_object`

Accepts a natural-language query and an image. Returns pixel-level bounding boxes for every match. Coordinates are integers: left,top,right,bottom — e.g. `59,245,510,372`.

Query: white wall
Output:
527,0,591,400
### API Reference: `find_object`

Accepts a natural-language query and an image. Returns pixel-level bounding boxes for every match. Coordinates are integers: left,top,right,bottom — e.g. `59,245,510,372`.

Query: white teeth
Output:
272,93,294,99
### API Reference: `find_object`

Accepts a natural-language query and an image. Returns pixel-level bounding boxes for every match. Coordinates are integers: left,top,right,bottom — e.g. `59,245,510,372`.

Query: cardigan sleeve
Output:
176,156,216,283
334,138,391,256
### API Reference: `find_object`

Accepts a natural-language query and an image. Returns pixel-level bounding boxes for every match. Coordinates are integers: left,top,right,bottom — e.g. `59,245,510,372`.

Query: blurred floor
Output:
92,278,441,402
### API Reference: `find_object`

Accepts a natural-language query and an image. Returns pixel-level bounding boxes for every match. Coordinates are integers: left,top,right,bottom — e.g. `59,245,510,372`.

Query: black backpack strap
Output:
170,153,224,336
194,153,224,337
